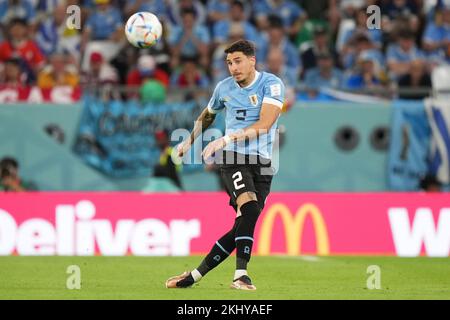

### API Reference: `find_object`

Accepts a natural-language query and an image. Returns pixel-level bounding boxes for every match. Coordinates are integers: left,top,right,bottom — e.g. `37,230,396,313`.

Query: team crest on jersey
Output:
249,94,258,106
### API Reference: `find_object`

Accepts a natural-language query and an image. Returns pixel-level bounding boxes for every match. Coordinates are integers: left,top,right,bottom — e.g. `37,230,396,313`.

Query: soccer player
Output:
165,39,285,291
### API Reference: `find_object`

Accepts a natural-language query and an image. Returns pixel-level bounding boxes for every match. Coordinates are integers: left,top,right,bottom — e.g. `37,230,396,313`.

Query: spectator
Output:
304,52,344,97
387,29,425,78
35,3,81,61
338,0,366,18
344,51,384,91
36,0,70,15
326,0,345,34
380,0,420,35
153,129,182,189
0,156,38,192
422,5,450,54
207,0,234,25
335,0,375,52
259,15,302,81
165,0,206,27
81,51,119,86
419,174,442,192
124,0,168,22
436,42,450,65
264,47,296,111
341,8,383,50
397,59,432,100
126,54,169,98
170,55,209,88
341,33,385,70
381,0,420,20
211,21,244,83
37,52,79,89
265,47,297,88
0,0,36,26
296,0,330,21
81,0,123,50
109,45,139,84
253,0,306,37
212,0,259,46
330,0,366,37
168,7,210,68
0,18,45,81
0,57,27,85
301,25,339,72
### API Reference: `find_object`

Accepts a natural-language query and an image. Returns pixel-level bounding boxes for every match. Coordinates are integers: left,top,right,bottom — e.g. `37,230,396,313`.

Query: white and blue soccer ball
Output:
125,12,163,48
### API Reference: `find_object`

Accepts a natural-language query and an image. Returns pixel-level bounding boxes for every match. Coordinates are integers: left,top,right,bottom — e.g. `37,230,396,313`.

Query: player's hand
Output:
202,137,227,163
176,140,191,157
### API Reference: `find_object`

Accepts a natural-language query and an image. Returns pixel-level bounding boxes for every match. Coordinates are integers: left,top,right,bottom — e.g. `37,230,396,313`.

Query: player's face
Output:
226,52,256,85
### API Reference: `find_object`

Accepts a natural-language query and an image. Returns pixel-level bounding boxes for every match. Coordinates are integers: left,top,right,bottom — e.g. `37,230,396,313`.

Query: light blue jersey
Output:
207,71,285,160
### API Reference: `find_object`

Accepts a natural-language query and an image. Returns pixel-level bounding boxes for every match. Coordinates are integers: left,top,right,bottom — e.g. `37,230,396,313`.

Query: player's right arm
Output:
177,81,225,157
177,107,217,157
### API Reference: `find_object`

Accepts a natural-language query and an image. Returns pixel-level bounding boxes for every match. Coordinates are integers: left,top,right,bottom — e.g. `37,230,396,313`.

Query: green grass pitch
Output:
0,256,449,300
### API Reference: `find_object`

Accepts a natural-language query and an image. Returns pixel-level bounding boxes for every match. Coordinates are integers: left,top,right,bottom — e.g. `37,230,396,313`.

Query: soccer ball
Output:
125,12,163,48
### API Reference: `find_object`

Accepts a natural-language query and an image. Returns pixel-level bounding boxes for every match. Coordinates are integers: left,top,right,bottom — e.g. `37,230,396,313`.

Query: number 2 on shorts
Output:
232,171,245,190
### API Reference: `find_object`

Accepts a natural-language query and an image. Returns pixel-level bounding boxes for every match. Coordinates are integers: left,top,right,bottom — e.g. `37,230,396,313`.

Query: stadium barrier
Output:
0,101,391,191
0,192,448,257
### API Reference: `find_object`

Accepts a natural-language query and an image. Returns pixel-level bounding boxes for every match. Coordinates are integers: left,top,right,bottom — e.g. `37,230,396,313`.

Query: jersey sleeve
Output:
207,81,225,114
262,77,285,109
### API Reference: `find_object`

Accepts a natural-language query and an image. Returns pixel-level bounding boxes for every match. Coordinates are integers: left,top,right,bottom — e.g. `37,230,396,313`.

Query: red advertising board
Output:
0,192,448,257
0,86,81,103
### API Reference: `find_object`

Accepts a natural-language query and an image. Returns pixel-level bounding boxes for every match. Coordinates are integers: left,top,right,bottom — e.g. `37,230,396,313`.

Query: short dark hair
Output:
180,55,198,64
397,29,414,40
5,58,21,66
0,157,18,169
181,8,196,18
268,14,284,29
420,174,442,190
231,0,244,10
353,33,371,44
224,39,255,57
8,18,27,28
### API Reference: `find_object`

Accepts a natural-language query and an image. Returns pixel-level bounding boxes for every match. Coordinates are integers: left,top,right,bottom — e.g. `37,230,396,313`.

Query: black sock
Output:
235,201,260,270
176,274,194,287
196,218,239,276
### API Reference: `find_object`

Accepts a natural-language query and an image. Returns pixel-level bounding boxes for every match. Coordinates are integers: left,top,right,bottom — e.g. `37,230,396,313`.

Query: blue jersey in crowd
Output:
85,6,123,40
207,71,285,160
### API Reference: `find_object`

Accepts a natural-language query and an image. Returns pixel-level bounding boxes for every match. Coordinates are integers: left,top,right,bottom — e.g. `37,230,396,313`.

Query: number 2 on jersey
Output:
232,171,245,190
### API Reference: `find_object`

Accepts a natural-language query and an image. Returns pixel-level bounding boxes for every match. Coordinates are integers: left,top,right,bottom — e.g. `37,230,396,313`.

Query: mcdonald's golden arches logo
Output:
257,203,330,256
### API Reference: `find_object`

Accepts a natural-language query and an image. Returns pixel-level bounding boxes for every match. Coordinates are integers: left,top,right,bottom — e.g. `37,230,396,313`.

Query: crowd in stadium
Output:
0,0,449,101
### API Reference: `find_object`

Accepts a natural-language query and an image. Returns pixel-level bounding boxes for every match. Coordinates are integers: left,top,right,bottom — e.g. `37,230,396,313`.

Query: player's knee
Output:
237,193,260,223
237,200,260,228
236,191,257,208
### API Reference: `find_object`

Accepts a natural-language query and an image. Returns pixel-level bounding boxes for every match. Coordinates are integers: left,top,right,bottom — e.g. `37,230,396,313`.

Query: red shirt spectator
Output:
81,51,119,86
0,58,27,86
170,56,210,88
0,19,45,74
126,55,169,88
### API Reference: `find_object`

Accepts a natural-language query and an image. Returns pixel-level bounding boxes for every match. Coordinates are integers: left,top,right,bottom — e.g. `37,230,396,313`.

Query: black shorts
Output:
218,151,274,211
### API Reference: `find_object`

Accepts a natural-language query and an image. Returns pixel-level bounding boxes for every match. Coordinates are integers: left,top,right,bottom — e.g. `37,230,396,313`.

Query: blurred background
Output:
0,0,449,193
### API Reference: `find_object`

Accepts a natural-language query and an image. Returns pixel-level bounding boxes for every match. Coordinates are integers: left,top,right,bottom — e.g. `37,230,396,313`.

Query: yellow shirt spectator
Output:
37,53,79,89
